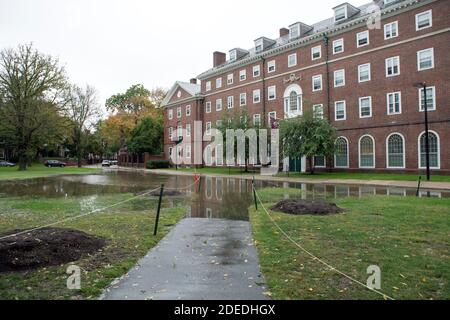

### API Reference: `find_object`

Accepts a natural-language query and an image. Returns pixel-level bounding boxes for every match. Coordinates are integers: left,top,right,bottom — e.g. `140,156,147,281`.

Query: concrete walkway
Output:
101,218,268,300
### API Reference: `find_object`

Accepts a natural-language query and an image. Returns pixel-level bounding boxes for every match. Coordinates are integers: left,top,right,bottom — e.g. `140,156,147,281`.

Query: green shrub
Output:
146,160,170,169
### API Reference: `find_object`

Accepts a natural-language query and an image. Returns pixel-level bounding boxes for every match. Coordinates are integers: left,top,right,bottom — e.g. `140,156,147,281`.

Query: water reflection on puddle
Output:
0,171,447,221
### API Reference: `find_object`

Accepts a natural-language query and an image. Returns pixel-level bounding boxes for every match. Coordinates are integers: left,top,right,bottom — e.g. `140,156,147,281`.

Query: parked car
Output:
0,160,15,167
44,160,66,167
102,160,111,167
110,160,118,166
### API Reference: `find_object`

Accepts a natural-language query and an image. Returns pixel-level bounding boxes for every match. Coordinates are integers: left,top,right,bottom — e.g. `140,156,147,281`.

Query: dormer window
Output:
334,6,347,22
384,0,396,5
230,50,237,61
290,23,300,40
255,39,264,53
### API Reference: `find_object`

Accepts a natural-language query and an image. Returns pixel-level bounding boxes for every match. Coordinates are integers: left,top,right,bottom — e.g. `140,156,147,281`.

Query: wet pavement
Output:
101,218,268,300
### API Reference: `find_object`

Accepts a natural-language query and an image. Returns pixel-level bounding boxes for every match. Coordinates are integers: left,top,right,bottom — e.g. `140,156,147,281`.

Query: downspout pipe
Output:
323,34,332,122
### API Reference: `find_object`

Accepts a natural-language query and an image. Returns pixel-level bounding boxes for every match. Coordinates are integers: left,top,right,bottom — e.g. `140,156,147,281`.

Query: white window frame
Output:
334,136,349,168
313,104,324,119
358,134,376,169
205,101,211,113
185,145,191,158
240,92,247,106
384,21,398,40
385,56,400,77
186,105,191,117
216,77,222,89
358,63,371,82
334,6,347,23
253,114,261,126
334,69,345,87
415,10,432,31
227,73,234,85
168,127,173,140
386,132,406,169
239,69,246,81
387,91,402,115
186,123,191,137
253,65,261,77
288,53,297,67
334,100,346,121
205,122,212,135
205,81,212,92
417,130,440,169
359,96,372,118
216,98,222,111
356,31,369,48
177,106,182,118
267,60,276,73
312,75,322,92
333,39,344,54
168,109,173,120
417,48,434,71
311,46,321,60
418,86,436,112
268,86,276,100
227,96,234,109
253,89,261,104
268,111,277,126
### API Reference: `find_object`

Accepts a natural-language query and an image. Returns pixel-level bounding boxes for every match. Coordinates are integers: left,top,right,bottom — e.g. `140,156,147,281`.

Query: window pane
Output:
360,136,374,167
388,134,404,167
420,132,438,167
335,138,348,167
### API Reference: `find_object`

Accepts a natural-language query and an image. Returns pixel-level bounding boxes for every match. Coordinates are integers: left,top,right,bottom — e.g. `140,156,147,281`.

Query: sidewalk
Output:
101,218,268,300
144,169,450,191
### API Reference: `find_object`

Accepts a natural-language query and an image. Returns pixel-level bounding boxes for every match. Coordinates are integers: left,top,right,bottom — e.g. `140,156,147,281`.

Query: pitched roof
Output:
161,81,201,107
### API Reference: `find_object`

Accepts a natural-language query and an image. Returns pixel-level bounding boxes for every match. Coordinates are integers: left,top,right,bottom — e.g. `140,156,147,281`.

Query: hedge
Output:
146,160,170,169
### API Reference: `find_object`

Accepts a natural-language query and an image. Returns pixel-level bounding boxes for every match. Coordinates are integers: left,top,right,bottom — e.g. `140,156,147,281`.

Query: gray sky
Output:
0,0,369,107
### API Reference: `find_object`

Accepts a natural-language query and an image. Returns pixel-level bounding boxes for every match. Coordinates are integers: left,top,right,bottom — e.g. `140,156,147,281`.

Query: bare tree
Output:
66,84,102,167
0,43,68,170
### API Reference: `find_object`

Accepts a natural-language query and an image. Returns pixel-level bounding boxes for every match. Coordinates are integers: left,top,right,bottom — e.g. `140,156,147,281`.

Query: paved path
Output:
101,218,268,300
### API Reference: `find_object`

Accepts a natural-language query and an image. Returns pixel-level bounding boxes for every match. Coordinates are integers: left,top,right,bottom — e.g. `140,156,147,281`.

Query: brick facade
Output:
163,0,450,174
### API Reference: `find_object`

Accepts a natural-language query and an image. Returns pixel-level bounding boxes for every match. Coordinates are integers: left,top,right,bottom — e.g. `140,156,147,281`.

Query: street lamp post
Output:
414,82,430,181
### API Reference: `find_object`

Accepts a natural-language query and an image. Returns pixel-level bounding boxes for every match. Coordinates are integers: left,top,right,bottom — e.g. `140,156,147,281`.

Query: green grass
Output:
0,164,101,181
0,194,187,300
250,188,450,300
162,167,450,182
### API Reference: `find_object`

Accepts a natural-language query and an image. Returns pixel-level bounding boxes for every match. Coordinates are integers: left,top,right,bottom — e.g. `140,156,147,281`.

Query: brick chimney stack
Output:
279,28,289,37
213,51,226,67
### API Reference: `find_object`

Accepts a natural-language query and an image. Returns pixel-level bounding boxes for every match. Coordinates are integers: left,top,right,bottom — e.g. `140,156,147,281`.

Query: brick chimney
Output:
190,78,197,84
279,28,289,37
213,51,226,67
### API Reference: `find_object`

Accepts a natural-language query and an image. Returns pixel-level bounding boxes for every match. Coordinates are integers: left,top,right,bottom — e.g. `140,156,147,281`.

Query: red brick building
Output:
162,0,450,174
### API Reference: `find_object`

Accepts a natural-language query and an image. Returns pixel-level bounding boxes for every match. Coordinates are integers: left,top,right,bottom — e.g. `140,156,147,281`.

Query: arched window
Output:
283,84,303,118
419,131,440,169
359,135,375,168
335,137,348,168
387,133,405,168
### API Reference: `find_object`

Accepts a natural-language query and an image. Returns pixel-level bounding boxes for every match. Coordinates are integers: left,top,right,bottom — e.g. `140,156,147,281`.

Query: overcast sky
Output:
0,0,369,108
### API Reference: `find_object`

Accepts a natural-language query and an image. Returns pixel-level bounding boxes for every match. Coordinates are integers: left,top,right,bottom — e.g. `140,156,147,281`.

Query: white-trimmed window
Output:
186,124,191,137
333,39,344,54
419,86,436,111
358,63,371,82
239,69,246,81
216,119,223,127
334,69,345,87
359,96,372,118
359,135,375,168
385,56,400,77
186,105,191,116
357,31,369,47
311,46,321,60
205,122,212,135
230,50,237,61
416,10,432,31
268,111,277,127
240,93,247,106
268,60,276,73
177,124,182,138
227,96,234,109
253,89,261,104
185,145,191,158
334,6,347,22
253,114,261,126
334,137,349,168
417,48,434,71
168,109,173,120
290,23,300,39
216,77,222,89
419,131,440,169
313,104,324,119
387,92,401,115
205,101,211,113
205,81,211,92
253,65,261,77
168,127,173,140
227,73,234,85
312,75,322,92
288,53,297,67
384,21,398,39
387,133,405,168
216,99,222,111
268,86,276,100
284,85,303,117
168,147,173,158
335,100,346,121
177,106,182,118
314,156,326,168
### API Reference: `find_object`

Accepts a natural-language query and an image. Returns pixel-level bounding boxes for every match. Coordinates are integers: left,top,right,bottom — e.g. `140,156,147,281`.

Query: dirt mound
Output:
0,227,106,273
270,199,344,216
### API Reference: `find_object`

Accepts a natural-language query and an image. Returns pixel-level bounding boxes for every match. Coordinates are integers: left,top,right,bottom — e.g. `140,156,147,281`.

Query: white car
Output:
101,160,111,167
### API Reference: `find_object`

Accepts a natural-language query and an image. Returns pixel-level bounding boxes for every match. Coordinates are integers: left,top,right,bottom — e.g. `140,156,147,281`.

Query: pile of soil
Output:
0,227,106,273
270,199,344,216
148,190,183,197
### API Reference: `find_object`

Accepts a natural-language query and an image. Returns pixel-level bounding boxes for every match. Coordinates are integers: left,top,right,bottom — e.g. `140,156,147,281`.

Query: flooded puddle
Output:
0,170,448,221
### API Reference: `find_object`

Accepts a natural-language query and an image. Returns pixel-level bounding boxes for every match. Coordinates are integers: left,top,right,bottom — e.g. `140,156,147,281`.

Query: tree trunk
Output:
18,153,27,171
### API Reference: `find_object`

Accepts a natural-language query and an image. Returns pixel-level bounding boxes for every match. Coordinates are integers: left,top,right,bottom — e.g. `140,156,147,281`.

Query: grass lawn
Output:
250,188,450,300
0,164,101,181
0,193,186,299
164,167,450,182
